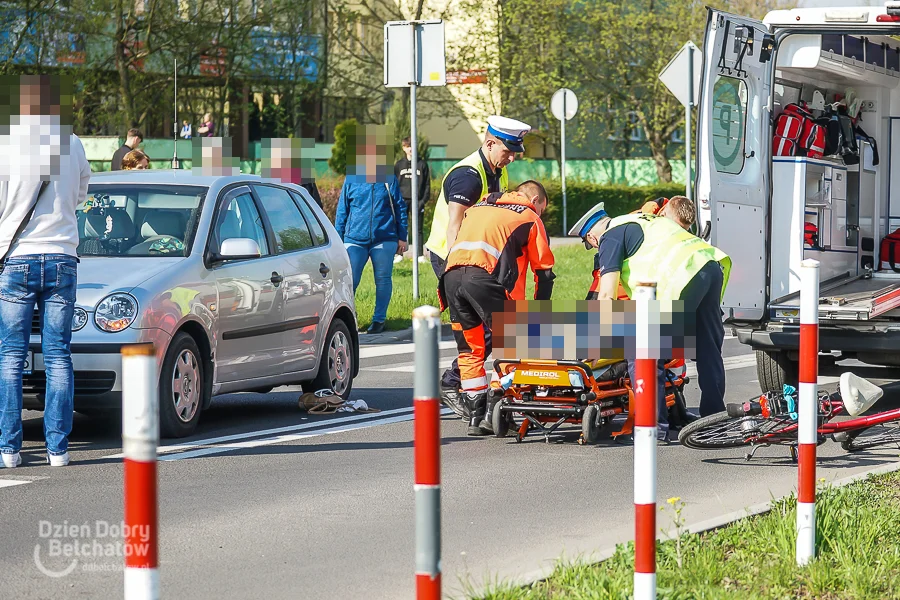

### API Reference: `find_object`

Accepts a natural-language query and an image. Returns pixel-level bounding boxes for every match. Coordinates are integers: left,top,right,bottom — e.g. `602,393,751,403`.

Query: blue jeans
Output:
0,255,77,455
345,241,398,324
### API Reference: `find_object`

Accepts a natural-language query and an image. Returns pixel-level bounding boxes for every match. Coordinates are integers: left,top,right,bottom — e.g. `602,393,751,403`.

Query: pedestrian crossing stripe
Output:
0,479,30,489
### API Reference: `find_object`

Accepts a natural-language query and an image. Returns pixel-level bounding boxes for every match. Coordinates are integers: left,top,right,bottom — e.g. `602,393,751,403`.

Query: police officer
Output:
438,181,555,435
571,206,731,440
425,115,531,416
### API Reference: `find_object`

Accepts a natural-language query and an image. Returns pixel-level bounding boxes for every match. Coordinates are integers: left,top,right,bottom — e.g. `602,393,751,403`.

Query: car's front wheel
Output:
159,332,205,438
304,320,354,399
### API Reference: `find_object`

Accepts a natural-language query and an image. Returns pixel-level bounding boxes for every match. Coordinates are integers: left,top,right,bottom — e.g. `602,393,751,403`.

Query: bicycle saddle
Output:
840,372,883,417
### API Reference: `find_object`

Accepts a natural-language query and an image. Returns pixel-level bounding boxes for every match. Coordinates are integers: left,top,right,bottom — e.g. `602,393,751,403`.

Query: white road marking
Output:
160,408,454,461
0,479,30,489
359,341,457,360
103,407,417,460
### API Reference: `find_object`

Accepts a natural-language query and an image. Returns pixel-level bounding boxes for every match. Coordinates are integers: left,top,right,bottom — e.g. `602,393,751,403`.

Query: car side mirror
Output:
218,238,261,261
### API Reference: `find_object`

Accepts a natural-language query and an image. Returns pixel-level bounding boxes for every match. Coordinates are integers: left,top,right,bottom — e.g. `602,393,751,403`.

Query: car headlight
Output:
94,293,138,332
72,308,88,332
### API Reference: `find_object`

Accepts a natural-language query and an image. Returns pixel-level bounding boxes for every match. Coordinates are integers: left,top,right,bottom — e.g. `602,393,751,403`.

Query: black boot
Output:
479,395,499,434
467,393,490,436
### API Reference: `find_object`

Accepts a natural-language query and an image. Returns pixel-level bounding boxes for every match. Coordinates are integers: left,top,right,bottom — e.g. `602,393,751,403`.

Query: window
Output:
627,112,645,142
671,127,684,144
710,75,747,175
214,192,269,257
290,191,328,246
255,186,314,253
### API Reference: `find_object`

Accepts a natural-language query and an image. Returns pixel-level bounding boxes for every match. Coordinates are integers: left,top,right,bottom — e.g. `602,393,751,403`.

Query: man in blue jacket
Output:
335,125,409,334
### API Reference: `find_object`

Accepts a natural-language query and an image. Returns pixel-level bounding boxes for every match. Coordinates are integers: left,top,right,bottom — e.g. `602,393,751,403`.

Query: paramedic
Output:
425,115,531,412
438,181,555,435
573,207,730,440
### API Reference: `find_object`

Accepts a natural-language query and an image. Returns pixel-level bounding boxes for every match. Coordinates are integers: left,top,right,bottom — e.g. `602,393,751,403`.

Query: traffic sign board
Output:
659,41,702,108
551,88,578,121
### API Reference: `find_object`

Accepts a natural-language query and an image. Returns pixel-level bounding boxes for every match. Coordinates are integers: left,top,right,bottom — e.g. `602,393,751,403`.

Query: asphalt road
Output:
2,336,900,599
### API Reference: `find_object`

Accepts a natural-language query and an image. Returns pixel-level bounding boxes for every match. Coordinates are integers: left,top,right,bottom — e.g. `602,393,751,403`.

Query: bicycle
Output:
678,372,900,460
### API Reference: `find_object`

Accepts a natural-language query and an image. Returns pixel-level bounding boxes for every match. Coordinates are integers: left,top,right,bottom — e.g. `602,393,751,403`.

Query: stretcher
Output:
489,357,689,444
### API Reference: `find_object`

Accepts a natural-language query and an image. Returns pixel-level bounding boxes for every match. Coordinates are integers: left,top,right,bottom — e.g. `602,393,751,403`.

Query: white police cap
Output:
486,115,531,153
567,201,608,238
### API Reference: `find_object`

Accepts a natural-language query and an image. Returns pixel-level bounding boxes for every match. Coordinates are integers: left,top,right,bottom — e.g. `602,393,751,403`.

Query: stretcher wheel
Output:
582,404,600,445
491,401,510,438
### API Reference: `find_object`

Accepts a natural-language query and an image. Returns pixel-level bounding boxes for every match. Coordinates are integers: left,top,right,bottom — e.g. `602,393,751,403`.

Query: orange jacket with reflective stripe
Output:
443,191,555,300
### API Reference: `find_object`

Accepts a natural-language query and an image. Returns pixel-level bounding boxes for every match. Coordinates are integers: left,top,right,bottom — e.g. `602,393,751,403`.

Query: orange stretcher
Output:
488,357,689,444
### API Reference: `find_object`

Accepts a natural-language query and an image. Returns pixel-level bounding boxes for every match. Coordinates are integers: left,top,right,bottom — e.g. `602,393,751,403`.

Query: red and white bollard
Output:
797,259,819,566
121,344,159,600
633,283,658,599
412,306,441,600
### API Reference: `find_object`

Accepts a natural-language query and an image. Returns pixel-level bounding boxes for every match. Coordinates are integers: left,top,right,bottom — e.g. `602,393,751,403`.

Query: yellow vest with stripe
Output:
606,213,731,302
424,150,509,259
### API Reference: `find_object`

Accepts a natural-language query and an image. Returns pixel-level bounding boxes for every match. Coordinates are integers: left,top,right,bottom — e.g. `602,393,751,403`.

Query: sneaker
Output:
658,423,670,443
440,385,469,419
418,256,428,264
48,452,70,467
367,321,385,334
1,453,21,468
393,255,403,264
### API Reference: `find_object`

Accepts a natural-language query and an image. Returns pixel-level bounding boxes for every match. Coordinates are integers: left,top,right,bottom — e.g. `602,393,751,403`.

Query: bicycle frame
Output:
745,400,900,445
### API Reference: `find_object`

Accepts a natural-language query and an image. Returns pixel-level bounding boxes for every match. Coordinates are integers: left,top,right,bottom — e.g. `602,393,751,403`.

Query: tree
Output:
328,118,358,175
385,96,429,160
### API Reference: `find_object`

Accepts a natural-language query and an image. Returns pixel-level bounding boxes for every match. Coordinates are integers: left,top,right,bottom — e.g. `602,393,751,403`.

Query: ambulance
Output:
696,4,900,392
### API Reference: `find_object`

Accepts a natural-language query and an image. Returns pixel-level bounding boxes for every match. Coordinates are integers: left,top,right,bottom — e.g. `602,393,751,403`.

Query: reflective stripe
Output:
450,240,501,259
461,376,487,391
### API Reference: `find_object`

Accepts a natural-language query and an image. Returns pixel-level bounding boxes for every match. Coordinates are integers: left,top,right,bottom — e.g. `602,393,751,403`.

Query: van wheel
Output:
756,350,797,394
159,333,205,438
304,320,354,399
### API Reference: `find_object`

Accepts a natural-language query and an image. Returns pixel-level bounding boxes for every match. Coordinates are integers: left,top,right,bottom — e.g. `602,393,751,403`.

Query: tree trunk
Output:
114,4,137,128
649,133,672,183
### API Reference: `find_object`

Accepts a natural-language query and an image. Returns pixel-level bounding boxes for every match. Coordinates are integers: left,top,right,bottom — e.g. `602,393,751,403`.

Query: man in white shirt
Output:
0,74,91,468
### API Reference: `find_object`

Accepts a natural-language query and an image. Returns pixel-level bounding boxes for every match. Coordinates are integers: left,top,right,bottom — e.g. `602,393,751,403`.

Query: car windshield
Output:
77,184,207,257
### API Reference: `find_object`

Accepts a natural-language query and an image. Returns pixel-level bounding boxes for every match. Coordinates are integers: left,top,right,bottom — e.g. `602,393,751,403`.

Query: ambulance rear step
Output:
769,272,900,321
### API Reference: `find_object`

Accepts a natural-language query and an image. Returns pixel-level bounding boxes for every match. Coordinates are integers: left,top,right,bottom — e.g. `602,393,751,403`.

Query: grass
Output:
353,242,595,330
471,470,900,600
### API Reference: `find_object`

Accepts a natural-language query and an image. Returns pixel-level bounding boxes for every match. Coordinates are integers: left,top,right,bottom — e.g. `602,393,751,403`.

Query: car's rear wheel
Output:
756,350,797,394
304,320,354,399
159,332,204,438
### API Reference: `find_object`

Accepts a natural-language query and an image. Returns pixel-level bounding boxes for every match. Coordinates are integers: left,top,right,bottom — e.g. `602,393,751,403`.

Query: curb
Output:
495,458,900,596
359,323,453,346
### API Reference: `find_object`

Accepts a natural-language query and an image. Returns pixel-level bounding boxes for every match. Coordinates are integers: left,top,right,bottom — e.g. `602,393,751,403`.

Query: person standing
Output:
196,113,215,137
393,137,430,264
423,115,531,412
0,74,91,468
334,127,409,335
180,120,192,140
111,127,142,171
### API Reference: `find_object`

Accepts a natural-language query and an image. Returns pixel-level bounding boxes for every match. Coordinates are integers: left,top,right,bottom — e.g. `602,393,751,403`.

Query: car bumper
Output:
23,328,170,411
735,322,900,353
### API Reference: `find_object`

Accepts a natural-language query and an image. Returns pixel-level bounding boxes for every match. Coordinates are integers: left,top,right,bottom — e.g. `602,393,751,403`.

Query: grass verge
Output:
354,242,595,331
473,470,900,600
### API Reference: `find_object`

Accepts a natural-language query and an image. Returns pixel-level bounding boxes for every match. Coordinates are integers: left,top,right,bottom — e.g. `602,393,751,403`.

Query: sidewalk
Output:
359,323,453,345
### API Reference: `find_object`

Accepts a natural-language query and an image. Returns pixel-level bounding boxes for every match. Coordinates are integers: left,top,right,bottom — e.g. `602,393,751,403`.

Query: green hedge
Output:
319,178,685,239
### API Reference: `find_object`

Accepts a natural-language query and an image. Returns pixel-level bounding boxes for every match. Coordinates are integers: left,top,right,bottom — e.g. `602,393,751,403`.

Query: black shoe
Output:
479,397,498,433
467,393,490,436
440,385,469,419
366,322,385,334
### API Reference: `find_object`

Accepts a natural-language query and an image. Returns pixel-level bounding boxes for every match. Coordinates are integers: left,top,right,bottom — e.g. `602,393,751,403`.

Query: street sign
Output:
384,20,446,88
551,88,578,121
658,41,702,109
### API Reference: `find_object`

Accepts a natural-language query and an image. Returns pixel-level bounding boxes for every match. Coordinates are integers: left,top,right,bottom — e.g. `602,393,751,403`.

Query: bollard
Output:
412,306,441,600
121,344,160,600
797,260,819,566
632,283,657,600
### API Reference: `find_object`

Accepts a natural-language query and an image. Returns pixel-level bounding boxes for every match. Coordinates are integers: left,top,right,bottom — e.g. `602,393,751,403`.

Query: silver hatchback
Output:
23,170,358,437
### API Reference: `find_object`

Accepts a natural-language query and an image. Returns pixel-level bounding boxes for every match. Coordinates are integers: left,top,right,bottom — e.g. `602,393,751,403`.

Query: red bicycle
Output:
678,373,900,460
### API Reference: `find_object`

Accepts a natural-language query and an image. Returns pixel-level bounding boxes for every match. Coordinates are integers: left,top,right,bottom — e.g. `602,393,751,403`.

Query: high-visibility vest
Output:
424,150,509,260
606,213,731,301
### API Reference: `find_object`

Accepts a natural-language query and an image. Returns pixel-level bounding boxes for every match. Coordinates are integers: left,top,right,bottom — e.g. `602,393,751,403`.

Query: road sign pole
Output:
685,45,693,201
561,94,567,234
413,306,441,600
409,23,420,300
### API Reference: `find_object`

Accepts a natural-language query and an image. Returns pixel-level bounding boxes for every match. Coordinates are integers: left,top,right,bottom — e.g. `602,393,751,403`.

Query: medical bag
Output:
880,229,900,272
804,222,818,248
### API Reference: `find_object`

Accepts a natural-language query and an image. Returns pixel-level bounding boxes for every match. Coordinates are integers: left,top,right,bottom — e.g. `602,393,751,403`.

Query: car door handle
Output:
319,263,330,277
271,272,284,286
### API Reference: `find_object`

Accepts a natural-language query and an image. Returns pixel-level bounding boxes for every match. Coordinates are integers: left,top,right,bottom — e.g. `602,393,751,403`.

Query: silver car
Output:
23,170,359,437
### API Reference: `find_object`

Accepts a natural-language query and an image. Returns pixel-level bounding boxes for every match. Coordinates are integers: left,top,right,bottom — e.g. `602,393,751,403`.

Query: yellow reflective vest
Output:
605,213,731,302
424,150,509,260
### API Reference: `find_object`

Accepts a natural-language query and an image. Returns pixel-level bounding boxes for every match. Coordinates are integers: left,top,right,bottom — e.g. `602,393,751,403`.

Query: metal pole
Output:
633,282,657,600
561,93,568,234
797,259,820,566
172,60,179,169
413,305,441,600
122,344,159,600
685,46,693,200
409,23,420,300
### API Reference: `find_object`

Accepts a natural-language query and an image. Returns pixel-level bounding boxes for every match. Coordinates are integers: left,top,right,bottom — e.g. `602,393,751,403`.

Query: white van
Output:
696,4,900,392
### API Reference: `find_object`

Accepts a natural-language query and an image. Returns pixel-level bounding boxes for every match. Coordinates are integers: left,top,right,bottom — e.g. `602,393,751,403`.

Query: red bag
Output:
773,136,796,157
800,120,826,158
880,229,900,272
775,114,802,141
804,222,818,247
784,103,814,121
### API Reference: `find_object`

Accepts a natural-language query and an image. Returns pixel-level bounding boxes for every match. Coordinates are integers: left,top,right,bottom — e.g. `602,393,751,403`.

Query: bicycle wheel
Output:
678,412,753,449
841,421,900,452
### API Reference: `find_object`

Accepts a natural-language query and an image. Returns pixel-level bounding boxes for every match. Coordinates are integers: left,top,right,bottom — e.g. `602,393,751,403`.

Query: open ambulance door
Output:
696,9,775,322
